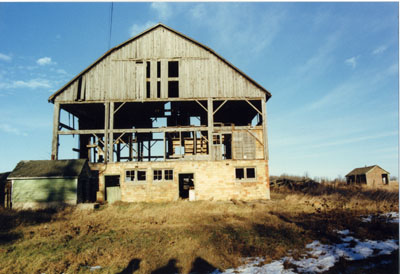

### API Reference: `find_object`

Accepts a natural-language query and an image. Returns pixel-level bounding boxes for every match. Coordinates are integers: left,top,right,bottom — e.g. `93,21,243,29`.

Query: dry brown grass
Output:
0,183,398,274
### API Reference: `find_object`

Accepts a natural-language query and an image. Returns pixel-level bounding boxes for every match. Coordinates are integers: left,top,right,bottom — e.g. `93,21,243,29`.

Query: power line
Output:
108,2,114,50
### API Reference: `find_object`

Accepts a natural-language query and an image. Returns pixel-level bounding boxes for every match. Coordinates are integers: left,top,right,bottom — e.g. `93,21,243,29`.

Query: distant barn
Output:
8,159,94,209
345,165,390,187
47,23,272,203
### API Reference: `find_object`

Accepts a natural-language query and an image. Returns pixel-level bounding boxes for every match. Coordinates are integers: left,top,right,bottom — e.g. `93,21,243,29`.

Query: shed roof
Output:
8,159,88,179
48,23,271,103
345,165,389,177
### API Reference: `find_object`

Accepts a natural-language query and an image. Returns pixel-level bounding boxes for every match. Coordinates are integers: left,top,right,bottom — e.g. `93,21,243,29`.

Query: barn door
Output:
105,175,121,203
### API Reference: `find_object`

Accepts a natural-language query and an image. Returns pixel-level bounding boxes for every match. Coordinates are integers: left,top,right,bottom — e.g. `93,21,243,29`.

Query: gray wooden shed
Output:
8,159,94,209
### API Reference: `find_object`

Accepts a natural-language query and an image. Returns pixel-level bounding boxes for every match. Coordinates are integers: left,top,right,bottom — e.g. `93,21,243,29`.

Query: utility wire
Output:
108,2,114,50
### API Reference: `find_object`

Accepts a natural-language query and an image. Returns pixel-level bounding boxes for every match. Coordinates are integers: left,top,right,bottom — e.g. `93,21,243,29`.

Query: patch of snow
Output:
90,266,102,271
362,211,399,223
220,230,398,273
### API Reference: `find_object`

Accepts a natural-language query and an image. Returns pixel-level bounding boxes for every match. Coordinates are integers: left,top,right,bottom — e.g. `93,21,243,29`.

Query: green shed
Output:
8,159,94,209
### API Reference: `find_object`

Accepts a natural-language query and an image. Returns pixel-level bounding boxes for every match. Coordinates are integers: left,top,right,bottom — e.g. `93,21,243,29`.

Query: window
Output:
157,81,161,98
146,82,151,98
154,170,162,181
138,170,146,181
125,170,135,182
165,170,173,180
235,168,244,180
168,61,179,77
247,168,255,179
168,81,179,97
157,61,161,78
235,167,256,180
146,61,150,78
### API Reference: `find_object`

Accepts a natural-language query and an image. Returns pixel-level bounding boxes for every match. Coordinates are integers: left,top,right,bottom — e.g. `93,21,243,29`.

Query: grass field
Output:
0,181,398,273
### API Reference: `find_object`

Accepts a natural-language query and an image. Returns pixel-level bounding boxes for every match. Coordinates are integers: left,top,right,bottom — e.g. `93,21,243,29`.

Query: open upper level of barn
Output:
48,24,271,164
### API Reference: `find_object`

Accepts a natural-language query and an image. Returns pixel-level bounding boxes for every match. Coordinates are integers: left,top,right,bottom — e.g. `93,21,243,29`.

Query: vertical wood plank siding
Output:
54,27,265,103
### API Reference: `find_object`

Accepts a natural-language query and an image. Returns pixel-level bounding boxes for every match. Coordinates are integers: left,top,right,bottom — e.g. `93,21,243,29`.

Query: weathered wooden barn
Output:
48,24,271,203
346,165,390,187
8,159,93,209
0,172,11,208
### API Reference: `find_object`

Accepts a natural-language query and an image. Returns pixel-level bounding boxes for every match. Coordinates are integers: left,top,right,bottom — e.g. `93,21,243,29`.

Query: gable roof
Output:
48,23,271,103
8,159,88,179
345,165,389,177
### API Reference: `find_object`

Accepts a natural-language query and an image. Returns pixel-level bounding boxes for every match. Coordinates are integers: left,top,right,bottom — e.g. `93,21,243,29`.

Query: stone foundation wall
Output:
91,159,270,203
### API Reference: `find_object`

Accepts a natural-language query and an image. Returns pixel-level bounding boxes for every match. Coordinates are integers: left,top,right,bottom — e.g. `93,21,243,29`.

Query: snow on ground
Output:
220,214,399,274
362,211,399,223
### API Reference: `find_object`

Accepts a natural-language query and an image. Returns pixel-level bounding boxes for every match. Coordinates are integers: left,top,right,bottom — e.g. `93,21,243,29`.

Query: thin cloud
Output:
36,57,55,66
0,79,51,89
372,45,387,55
129,21,156,37
345,56,358,69
0,53,11,62
0,124,27,136
151,2,172,21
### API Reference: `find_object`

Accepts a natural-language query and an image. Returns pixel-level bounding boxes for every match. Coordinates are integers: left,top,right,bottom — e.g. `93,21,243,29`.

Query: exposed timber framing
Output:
51,102,60,160
261,98,269,160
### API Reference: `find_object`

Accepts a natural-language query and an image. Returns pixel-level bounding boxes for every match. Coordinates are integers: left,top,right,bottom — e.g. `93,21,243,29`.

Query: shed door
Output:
105,175,121,203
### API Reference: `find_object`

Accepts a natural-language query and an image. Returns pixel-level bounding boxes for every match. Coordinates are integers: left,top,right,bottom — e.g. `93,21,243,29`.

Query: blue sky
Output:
0,2,398,179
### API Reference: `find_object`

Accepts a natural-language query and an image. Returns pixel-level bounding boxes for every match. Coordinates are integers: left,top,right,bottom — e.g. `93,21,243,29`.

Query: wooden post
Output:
261,98,269,160
104,102,109,163
51,102,60,160
207,98,214,160
109,102,114,162
163,132,166,161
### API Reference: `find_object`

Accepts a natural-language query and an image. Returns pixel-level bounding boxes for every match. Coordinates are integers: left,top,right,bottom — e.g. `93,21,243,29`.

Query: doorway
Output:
105,175,121,203
179,173,194,199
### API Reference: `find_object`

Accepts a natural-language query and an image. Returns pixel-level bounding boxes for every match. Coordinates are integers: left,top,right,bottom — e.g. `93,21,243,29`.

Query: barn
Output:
48,23,271,203
345,165,390,187
8,159,93,209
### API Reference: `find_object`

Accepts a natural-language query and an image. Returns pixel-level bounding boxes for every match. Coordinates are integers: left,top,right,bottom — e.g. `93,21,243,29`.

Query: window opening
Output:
146,61,150,78
157,81,161,98
154,170,162,180
165,170,173,180
235,168,244,180
146,82,151,98
168,61,179,77
157,61,161,78
125,170,135,182
247,168,255,178
138,170,146,181
168,81,179,97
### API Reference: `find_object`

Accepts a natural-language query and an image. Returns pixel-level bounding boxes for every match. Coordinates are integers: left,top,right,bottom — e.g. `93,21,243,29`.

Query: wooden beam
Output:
109,102,114,162
195,100,208,112
59,122,74,131
245,129,263,146
213,100,227,115
261,98,269,160
51,102,60,160
113,102,126,115
245,99,262,116
104,102,109,163
208,98,214,160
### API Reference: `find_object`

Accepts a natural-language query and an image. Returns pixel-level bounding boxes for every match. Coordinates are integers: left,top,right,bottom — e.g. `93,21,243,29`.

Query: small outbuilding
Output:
345,165,390,187
8,159,94,209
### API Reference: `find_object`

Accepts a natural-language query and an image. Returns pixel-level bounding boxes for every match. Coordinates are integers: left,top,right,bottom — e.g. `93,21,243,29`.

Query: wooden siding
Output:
54,27,266,103
12,178,78,205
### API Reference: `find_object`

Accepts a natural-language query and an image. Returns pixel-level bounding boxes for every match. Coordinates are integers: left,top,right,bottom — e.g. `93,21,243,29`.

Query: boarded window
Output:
154,170,162,181
165,170,173,180
138,170,146,181
168,81,179,97
125,170,135,182
168,61,179,77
